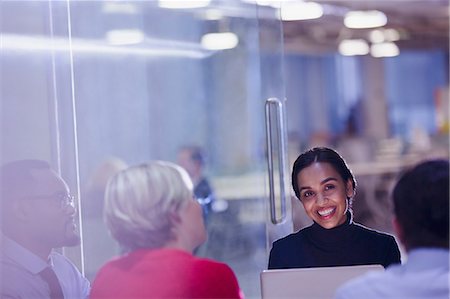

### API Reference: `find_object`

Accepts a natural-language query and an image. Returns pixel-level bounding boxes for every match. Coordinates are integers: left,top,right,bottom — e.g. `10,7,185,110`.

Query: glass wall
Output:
1,1,291,297
2,0,448,297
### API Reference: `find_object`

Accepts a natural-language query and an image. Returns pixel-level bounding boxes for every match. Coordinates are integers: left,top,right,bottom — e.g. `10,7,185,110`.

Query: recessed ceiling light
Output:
280,2,324,21
201,32,239,50
338,39,369,56
158,0,211,9
369,29,385,43
102,3,138,14
371,42,399,58
370,28,401,43
344,10,387,29
198,9,223,21
384,29,400,41
106,29,145,45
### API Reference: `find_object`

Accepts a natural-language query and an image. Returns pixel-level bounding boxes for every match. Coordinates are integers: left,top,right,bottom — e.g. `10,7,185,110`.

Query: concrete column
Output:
361,56,390,139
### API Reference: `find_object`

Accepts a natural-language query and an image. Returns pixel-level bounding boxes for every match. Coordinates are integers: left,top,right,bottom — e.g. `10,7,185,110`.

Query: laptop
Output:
260,264,383,299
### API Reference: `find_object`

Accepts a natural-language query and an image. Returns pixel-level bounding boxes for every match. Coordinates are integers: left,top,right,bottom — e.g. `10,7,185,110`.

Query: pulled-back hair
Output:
104,161,194,251
393,159,449,249
292,147,356,201
179,145,206,166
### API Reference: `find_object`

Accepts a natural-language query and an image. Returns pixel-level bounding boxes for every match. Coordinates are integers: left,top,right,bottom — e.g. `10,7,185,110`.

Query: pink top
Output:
90,248,244,299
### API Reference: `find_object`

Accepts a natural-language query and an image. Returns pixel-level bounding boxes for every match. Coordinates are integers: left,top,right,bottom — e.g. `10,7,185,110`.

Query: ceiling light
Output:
102,2,138,14
158,0,211,9
370,28,401,43
338,39,369,56
371,42,399,58
369,29,385,43
242,0,298,7
280,2,323,21
2,34,212,59
106,29,145,45
198,9,223,21
344,10,387,29
384,28,400,41
255,0,273,6
201,32,239,50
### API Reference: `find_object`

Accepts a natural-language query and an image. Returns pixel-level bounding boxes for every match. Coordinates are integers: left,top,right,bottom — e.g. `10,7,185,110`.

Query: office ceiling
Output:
282,0,449,54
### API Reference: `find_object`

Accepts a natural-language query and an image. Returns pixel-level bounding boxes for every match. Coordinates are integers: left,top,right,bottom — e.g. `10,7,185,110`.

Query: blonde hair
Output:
104,161,193,251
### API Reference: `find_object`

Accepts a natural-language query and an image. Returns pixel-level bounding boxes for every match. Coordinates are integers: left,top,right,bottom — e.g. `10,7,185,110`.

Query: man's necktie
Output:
39,267,64,299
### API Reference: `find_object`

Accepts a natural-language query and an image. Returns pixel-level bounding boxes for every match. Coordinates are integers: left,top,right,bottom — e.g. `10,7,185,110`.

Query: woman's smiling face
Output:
297,162,354,229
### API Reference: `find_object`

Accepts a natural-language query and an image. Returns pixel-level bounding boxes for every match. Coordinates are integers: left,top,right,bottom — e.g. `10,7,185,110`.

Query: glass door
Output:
1,1,292,297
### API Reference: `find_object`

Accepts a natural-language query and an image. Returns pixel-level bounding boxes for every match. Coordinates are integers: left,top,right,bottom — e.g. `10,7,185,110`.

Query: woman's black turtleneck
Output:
268,212,401,269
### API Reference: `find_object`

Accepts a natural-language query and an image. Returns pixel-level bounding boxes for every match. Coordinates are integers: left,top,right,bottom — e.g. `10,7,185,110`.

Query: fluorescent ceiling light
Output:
2,34,213,59
242,0,295,7
280,2,323,21
371,42,399,58
106,29,145,45
338,39,369,56
384,28,400,41
198,9,223,20
240,0,272,6
370,28,400,43
201,32,239,50
158,0,211,9
344,10,387,29
102,2,138,14
369,29,385,43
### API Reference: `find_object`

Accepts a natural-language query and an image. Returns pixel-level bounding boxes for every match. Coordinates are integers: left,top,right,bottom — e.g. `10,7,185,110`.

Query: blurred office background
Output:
1,1,448,298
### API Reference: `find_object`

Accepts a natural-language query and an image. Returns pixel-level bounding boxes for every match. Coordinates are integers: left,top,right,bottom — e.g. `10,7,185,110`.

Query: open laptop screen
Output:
260,264,383,299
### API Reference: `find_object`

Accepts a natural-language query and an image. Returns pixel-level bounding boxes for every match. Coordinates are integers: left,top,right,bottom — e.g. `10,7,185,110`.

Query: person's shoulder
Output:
191,256,237,279
352,222,396,241
190,257,243,298
334,270,387,299
192,256,233,272
51,251,77,265
50,251,85,276
272,225,311,248
50,251,91,297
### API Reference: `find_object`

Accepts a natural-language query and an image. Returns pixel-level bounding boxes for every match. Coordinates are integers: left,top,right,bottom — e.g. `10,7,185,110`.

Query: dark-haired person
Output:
0,159,90,299
268,147,401,269
177,145,215,219
335,159,449,299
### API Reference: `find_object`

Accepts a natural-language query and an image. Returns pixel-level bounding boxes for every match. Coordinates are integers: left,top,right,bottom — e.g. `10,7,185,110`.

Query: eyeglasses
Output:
24,193,76,210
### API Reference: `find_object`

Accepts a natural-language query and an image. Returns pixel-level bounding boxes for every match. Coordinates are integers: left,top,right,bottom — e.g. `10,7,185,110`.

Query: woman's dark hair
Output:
393,159,449,249
291,147,356,200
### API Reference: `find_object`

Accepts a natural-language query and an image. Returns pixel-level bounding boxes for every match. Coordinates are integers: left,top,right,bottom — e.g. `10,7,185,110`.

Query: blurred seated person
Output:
177,146,214,220
90,161,243,299
335,159,449,299
81,157,127,280
268,147,401,269
0,159,90,298
83,156,127,219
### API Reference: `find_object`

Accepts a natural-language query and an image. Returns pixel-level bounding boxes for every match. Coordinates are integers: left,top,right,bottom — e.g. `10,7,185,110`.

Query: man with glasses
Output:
0,159,90,299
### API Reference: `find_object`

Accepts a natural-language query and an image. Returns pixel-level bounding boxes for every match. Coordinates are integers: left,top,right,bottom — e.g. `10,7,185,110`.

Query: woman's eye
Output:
324,185,335,191
303,191,314,198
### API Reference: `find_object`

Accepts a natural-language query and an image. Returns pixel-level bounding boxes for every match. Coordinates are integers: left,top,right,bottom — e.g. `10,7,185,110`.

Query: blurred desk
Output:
349,155,422,232
211,156,421,200
349,154,420,176
211,172,267,200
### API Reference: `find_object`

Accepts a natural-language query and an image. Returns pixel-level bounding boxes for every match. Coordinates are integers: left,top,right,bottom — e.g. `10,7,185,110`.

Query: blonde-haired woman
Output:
90,161,243,299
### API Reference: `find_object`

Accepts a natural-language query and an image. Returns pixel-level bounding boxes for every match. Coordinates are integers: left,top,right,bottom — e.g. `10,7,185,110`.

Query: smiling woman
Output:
268,147,401,270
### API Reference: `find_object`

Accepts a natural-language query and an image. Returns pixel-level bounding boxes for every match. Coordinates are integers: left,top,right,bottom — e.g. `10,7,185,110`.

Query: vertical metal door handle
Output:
265,97,288,224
